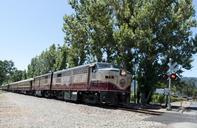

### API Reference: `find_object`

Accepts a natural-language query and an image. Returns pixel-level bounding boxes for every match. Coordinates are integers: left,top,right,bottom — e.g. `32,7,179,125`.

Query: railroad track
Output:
82,103,164,116
117,106,164,116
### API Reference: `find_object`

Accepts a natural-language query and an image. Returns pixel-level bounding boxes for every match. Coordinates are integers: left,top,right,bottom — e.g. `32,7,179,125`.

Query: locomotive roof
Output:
53,63,92,74
34,72,52,78
1,84,8,86
34,63,107,75
7,62,116,85
9,78,34,85
53,62,113,74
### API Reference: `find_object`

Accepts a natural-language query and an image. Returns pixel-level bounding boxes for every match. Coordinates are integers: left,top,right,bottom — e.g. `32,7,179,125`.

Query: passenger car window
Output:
44,76,48,83
57,73,62,77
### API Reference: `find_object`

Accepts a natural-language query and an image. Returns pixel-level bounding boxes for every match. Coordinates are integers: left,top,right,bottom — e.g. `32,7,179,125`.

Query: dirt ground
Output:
0,91,196,128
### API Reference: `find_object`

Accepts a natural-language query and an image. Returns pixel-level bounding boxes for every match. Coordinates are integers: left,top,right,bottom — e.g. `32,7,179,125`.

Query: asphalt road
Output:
190,101,197,108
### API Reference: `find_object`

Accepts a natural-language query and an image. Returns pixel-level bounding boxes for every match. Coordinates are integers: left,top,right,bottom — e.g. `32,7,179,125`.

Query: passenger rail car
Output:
1,84,9,91
2,62,132,105
9,78,33,94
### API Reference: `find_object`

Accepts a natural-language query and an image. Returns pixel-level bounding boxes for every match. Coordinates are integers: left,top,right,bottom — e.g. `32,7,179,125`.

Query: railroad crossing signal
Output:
162,58,181,110
166,58,181,110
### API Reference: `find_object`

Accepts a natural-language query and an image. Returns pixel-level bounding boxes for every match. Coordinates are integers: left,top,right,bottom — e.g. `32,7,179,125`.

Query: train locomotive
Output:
2,62,132,105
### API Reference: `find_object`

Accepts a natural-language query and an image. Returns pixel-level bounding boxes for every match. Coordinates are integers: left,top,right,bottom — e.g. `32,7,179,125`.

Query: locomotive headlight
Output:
120,69,127,76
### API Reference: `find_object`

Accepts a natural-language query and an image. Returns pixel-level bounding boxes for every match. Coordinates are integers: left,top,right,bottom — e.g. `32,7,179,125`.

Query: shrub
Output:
151,94,165,104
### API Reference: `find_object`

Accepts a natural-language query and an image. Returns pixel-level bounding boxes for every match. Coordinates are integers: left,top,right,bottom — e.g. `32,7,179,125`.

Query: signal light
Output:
160,73,178,80
163,74,169,79
170,73,177,80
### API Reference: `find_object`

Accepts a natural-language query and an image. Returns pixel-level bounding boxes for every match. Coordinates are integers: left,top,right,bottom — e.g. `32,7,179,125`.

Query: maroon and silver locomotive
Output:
2,62,132,105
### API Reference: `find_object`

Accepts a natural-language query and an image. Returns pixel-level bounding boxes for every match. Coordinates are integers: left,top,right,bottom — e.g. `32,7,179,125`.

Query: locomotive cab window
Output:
97,63,112,69
92,64,97,73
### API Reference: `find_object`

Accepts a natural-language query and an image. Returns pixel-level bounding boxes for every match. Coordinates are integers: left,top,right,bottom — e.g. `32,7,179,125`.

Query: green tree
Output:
0,60,16,85
56,44,69,69
64,0,197,103
22,70,27,80
0,61,7,85
27,57,40,78
10,69,23,82
27,44,69,77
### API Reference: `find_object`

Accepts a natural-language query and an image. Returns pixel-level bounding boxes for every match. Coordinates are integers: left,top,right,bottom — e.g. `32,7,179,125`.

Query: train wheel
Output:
81,92,99,104
44,91,50,98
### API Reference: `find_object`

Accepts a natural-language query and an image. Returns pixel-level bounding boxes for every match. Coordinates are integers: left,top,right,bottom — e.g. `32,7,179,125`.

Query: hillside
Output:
182,77,197,87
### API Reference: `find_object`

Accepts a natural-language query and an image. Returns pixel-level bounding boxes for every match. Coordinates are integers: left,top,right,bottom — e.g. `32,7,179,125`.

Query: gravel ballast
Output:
0,92,196,128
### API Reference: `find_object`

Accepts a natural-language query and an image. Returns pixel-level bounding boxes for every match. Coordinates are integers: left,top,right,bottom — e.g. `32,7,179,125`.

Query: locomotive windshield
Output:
97,63,112,69
96,63,119,69
92,63,121,72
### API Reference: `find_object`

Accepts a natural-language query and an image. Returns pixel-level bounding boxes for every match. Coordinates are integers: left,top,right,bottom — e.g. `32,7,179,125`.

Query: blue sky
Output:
0,0,72,70
0,0,196,77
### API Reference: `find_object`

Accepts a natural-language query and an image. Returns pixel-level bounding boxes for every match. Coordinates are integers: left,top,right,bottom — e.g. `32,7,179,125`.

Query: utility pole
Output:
133,59,138,104
167,58,172,110
133,77,137,103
